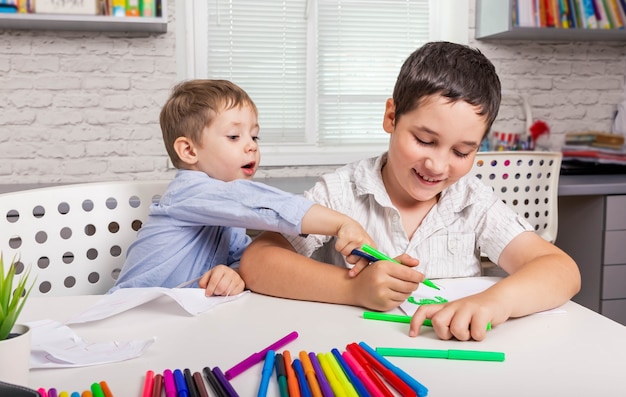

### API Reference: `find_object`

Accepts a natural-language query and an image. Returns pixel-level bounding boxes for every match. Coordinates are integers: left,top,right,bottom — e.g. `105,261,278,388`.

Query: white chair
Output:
0,181,170,297
470,151,562,243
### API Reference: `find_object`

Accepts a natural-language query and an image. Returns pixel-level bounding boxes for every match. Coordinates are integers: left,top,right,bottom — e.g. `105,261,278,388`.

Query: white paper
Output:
400,277,566,316
66,287,249,324
27,319,156,369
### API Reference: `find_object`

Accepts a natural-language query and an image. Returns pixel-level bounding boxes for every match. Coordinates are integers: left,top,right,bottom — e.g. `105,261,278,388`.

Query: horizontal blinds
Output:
317,0,430,144
204,0,429,146
205,1,307,143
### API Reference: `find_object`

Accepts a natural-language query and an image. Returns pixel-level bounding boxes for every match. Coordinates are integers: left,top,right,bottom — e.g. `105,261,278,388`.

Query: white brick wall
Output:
1,1,625,184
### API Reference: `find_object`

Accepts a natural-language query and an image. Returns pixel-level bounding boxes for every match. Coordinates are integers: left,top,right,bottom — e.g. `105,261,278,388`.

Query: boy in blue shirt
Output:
239,42,581,341
111,80,374,296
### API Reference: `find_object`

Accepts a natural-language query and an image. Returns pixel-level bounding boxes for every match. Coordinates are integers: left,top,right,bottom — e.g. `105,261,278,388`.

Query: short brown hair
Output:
393,42,501,137
159,80,258,168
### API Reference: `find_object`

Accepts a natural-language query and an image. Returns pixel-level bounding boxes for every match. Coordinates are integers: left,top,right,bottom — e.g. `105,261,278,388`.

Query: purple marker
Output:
308,352,334,397
224,331,298,379
212,366,240,397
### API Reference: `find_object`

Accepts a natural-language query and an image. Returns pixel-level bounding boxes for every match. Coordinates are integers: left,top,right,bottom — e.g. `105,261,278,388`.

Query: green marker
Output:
361,244,440,290
362,311,492,330
376,347,505,362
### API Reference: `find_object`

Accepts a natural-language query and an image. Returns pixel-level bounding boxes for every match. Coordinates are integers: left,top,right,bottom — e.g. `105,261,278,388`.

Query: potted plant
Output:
0,253,34,386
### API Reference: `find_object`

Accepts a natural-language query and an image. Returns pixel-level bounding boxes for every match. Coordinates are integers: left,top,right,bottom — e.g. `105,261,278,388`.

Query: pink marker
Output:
38,389,48,397
142,370,155,397
163,369,177,397
342,350,386,397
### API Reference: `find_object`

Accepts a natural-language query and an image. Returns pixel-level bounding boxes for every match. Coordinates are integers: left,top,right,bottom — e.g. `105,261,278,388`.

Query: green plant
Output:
0,254,34,340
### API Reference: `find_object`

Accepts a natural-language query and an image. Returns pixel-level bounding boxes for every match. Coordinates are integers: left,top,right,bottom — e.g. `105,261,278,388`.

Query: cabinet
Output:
476,0,626,41
557,194,626,325
0,1,167,33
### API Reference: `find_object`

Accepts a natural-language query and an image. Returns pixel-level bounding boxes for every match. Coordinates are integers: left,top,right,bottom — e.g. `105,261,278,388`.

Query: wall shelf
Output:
0,3,167,34
476,0,626,41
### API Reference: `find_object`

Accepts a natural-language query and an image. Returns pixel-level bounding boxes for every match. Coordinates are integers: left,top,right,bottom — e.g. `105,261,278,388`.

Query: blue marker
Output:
174,369,189,397
331,348,371,397
257,350,276,397
351,248,379,263
358,341,429,397
292,359,313,397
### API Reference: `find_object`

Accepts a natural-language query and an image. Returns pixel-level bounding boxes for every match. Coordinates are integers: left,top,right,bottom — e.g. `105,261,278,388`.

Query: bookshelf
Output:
476,0,626,41
0,1,167,34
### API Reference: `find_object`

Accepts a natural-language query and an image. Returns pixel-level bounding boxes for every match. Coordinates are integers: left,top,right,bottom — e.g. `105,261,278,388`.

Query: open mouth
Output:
242,162,256,169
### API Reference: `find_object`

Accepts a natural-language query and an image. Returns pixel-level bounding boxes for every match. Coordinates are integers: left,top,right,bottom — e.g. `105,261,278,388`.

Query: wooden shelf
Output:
476,0,626,41
0,8,167,34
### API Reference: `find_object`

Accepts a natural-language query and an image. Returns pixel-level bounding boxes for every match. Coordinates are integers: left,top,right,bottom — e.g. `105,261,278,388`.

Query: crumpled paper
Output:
27,288,248,368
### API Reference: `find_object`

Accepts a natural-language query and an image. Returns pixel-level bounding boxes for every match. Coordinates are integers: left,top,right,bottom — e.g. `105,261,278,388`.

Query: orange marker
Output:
81,392,93,397
99,381,113,397
283,350,301,397
299,351,323,397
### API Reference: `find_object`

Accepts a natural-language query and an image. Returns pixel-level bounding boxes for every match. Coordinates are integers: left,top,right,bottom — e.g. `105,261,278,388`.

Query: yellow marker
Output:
325,352,358,397
317,353,346,397
59,392,70,397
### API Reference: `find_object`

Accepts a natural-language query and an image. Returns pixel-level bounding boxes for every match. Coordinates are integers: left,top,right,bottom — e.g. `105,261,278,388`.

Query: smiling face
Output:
381,94,487,207
177,104,260,182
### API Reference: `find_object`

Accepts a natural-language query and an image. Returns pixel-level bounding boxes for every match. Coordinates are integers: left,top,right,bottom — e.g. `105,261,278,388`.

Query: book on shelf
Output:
565,131,625,149
594,0,613,28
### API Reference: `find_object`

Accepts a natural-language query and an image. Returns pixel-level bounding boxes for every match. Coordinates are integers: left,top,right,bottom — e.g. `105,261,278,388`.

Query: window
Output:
178,0,468,166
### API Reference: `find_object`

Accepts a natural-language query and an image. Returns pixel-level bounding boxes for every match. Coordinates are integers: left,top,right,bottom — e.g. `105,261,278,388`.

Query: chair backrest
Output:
0,181,170,297
470,151,562,243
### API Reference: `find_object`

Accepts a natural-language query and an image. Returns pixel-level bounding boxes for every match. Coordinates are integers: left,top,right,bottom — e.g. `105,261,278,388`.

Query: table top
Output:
22,284,626,396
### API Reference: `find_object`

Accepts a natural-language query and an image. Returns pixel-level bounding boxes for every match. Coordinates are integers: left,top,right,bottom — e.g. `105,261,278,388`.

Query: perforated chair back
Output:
470,151,562,243
0,181,169,297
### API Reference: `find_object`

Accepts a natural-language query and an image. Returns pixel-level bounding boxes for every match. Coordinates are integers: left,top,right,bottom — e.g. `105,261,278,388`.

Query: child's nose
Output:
424,151,448,174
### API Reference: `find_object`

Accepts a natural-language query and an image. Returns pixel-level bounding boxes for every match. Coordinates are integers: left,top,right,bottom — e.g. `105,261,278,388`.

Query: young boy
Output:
110,80,374,296
238,42,581,341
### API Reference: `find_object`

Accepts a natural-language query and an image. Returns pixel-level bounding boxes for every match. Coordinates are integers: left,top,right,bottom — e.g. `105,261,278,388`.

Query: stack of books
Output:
561,131,626,166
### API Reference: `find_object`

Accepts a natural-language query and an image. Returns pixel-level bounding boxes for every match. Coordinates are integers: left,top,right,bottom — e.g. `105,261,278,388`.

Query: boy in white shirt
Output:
239,42,581,341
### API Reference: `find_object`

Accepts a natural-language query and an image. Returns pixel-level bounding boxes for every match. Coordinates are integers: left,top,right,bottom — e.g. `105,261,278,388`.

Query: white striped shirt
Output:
287,154,533,279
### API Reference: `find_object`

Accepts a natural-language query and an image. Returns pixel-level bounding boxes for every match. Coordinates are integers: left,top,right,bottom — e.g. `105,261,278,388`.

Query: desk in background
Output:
556,174,626,325
22,288,626,396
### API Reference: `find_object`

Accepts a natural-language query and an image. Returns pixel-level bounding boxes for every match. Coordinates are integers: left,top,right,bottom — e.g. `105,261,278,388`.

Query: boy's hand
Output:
409,292,506,341
198,265,245,297
350,256,422,311
333,219,376,276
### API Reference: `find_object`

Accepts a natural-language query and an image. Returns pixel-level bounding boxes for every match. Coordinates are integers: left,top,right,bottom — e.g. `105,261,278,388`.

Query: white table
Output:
22,285,626,396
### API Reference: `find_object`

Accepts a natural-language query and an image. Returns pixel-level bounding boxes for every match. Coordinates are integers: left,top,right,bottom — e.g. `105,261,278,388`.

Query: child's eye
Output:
416,137,433,146
454,150,470,158
227,135,239,140
252,136,260,142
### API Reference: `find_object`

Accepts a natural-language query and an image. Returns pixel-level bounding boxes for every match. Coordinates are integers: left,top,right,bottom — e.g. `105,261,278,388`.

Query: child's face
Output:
382,94,486,205
193,104,260,182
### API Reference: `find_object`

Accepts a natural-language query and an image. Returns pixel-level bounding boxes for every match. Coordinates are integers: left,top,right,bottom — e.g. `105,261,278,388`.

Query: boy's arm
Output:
409,232,581,341
239,231,423,311
300,204,375,263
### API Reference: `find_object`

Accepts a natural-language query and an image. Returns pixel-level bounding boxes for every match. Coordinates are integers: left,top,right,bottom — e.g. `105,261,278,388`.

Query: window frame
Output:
176,0,469,167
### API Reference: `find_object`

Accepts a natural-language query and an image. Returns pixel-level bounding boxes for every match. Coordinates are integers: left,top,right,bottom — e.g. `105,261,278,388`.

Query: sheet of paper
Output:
27,319,156,369
400,277,566,316
66,288,249,324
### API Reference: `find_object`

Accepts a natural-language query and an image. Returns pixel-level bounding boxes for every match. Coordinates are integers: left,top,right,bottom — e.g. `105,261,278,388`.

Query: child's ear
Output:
173,136,199,166
383,98,396,133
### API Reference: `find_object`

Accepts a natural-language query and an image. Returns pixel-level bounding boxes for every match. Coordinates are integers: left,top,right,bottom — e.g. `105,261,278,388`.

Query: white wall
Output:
1,1,625,184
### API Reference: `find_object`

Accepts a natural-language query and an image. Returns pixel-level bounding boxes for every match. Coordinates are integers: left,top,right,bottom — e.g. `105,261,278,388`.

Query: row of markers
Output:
38,381,114,397
255,341,429,397
140,342,428,397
